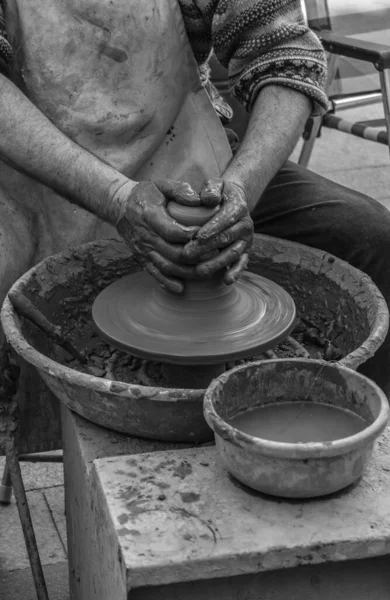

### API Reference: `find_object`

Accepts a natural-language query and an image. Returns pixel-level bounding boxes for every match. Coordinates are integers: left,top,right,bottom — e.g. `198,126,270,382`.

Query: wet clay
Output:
63,315,345,388
18,236,383,390
93,202,297,364
167,201,220,227
92,271,296,364
227,402,368,443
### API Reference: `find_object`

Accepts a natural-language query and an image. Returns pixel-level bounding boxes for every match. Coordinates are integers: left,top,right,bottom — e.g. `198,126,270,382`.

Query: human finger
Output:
148,251,199,280
224,253,249,285
196,198,248,243
200,178,223,207
150,236,189,265
156,180,201,207
144,262,184,294
196,240,248,278
183,219,253,261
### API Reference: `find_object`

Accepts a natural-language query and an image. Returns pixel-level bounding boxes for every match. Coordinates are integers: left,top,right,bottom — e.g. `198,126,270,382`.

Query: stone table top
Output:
90,428,390,590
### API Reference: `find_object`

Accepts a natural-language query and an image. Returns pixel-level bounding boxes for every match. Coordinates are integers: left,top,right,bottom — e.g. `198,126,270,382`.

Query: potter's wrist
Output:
224,158,271,213
222,172,257,212
104,177,138,226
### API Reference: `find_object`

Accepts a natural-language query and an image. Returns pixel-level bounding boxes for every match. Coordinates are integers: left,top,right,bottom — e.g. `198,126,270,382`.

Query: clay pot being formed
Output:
1,235,388,443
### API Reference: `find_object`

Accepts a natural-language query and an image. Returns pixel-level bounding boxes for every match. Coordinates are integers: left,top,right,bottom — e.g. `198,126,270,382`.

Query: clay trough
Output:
1,235,388,443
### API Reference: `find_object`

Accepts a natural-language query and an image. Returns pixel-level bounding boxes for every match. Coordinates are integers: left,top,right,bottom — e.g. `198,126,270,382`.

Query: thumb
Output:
200,178,223,207
155,180,201,207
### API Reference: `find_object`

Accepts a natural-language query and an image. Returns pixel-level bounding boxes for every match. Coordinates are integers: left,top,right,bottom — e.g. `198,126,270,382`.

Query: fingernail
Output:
224,274,236,285
195,232,211,243
168,283,183,294
183,243,197,259
159,279,183,294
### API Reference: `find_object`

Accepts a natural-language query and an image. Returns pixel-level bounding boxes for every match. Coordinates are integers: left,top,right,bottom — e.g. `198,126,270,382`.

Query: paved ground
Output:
0,100,389,599
0,456,68,600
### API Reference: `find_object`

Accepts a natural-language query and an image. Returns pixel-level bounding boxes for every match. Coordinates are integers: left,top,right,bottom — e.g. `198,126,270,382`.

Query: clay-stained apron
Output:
2,0,232,261
0,0,232,454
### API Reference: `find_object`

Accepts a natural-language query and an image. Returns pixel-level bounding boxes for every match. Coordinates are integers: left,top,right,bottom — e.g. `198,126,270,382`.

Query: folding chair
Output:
299,0,390,167
0,347,62,600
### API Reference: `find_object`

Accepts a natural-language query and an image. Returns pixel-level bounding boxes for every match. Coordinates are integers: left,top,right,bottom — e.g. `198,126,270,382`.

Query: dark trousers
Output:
252,160,390,396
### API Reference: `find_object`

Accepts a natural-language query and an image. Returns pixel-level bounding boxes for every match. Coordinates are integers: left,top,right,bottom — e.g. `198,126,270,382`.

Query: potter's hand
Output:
182,178,254,284
113,180,201,294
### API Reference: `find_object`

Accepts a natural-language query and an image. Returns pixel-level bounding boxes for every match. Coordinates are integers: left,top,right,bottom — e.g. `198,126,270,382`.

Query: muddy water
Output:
227,402,368,443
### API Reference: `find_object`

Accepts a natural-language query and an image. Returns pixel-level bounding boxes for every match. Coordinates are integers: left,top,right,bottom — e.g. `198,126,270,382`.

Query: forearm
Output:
223,85,311,212
0,75,133,224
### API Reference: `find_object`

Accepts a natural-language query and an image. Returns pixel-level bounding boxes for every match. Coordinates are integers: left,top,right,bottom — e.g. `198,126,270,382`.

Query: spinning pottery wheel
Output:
92,202,296,387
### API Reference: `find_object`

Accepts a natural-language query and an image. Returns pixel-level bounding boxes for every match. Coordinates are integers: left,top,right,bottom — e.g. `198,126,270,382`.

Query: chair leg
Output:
298,52,340,168
0,460,13,504
379,68,390,157
298,115,323,167
5,446,49,600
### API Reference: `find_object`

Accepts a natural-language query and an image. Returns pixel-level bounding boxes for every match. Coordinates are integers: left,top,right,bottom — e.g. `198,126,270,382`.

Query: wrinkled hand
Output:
113,180,201,294
182,178,254,284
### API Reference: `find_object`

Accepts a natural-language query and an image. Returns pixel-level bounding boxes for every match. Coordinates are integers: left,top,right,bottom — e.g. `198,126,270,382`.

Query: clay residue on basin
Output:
3,236,387,442
59,314,344,387
12,236,386,388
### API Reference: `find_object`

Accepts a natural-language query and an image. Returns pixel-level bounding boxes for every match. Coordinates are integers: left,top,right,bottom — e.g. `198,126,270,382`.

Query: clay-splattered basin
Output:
1,235,388,443
204,359,389,498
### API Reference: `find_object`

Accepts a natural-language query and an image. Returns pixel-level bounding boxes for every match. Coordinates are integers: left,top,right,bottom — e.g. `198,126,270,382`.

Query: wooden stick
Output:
8,288,87,365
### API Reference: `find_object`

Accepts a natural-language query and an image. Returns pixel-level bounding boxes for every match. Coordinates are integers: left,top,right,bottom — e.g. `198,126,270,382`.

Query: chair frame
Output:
298,31,390,167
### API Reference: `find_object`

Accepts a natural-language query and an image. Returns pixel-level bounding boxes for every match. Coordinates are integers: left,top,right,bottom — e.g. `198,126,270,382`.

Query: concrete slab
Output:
129,556,390,600
69,410,197,468
91,428,390,591
0,488,67,572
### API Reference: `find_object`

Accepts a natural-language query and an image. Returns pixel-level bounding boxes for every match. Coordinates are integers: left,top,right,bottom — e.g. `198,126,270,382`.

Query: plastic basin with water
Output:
204,359,389,498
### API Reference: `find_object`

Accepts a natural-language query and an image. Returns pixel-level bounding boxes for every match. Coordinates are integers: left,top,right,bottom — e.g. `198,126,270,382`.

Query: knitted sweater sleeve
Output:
0,3,12,76
179,0,328,115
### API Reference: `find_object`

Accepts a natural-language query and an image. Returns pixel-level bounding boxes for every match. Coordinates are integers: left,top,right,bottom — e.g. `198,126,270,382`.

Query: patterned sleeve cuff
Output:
0,12,12,76
231,50,328,116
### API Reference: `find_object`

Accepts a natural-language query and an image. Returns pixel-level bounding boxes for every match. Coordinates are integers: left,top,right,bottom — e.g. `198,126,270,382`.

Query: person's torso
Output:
1,0,231,258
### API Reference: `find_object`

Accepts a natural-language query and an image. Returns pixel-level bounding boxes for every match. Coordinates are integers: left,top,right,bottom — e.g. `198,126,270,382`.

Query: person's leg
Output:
251,160,390,396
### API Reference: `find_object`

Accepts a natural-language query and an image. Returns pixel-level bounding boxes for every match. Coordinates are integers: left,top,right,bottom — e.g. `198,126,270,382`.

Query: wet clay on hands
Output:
93,200,296,365
114,179,202,294
183,178,254,285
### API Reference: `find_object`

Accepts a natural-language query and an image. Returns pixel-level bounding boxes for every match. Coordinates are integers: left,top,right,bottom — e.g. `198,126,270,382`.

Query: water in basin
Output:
227,401,368,443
